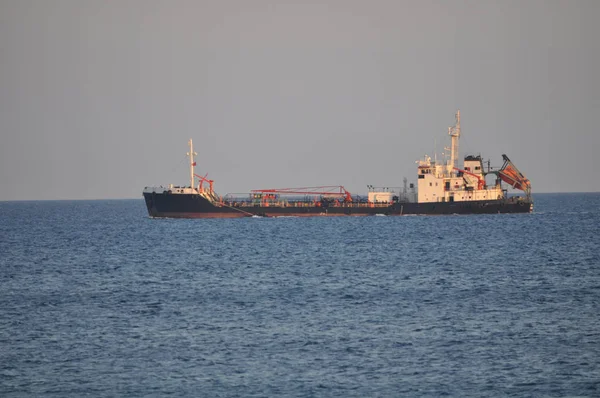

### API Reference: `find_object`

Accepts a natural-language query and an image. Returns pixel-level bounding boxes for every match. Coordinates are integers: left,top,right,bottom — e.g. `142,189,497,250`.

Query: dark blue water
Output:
1,193,599,397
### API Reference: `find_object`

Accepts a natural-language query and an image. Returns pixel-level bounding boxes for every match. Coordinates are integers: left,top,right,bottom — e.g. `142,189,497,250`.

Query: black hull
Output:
143,192,533,218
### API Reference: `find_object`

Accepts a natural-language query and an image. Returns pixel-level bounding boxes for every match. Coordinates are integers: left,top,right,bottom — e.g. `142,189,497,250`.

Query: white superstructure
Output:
416,111,503,203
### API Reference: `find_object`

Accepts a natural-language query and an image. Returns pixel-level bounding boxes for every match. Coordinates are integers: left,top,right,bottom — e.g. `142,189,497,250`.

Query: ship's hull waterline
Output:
143,192,532,218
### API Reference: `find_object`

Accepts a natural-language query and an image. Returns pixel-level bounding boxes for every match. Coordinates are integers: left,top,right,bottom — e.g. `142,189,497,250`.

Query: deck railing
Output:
221,200,402,209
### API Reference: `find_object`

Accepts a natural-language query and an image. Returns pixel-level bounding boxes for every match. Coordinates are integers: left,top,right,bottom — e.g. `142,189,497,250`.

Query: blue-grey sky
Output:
1,0,598,200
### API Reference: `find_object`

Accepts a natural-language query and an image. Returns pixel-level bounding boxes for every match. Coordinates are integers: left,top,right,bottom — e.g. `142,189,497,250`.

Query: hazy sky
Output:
1,0,598,200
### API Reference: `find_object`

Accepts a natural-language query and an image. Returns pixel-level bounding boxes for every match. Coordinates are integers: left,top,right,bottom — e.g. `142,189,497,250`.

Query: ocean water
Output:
1,193,599,397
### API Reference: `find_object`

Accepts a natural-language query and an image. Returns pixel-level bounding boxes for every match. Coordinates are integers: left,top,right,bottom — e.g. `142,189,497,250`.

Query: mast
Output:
449,109,460,172
187,139,197,189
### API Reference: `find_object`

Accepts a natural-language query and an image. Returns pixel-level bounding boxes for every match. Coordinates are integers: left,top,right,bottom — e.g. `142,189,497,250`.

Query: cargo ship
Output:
143,111,532,218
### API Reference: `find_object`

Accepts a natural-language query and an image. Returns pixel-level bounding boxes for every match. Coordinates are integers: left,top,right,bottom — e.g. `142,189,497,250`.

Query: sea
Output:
1,193,599,397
